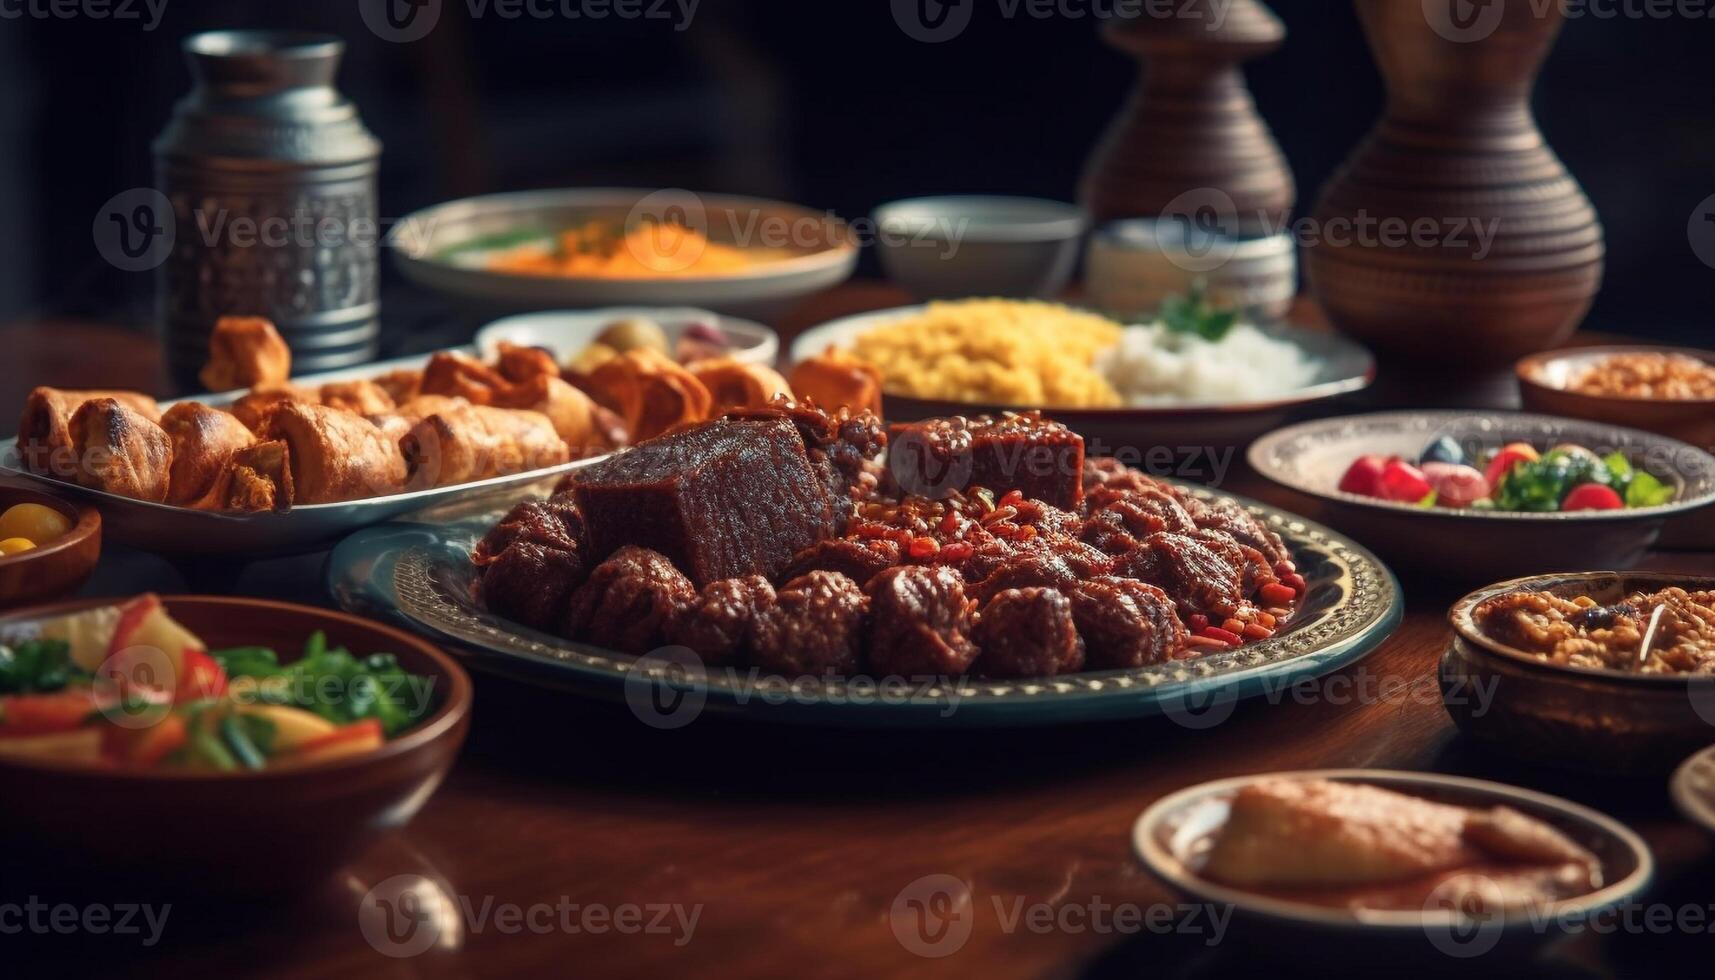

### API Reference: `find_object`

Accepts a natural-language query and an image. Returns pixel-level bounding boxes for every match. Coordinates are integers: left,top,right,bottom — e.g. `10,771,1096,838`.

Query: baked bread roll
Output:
160,402,257,507
583,349,712,441
18,387,162,478
788,351,884,417
66,397,174,502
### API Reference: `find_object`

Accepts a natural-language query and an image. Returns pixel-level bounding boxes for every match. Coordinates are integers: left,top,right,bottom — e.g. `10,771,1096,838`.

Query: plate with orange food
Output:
391,188,859,320
328,402,1402,728
0,316,847,556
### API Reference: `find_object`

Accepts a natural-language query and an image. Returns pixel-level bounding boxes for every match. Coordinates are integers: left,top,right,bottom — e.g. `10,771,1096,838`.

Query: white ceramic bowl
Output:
872,195,1086,300
474,307,778,367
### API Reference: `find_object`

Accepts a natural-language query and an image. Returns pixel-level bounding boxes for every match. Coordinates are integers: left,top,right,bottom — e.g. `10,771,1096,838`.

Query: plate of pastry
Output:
0,316,809,555
1134,770,1653,951
328,402,1402,727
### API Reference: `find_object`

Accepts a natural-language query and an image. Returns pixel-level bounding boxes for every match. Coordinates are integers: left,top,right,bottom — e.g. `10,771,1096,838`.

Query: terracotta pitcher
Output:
1305,0,1603,367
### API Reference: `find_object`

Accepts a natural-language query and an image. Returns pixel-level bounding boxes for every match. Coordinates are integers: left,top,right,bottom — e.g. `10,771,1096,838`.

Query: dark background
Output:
0,0,1710,345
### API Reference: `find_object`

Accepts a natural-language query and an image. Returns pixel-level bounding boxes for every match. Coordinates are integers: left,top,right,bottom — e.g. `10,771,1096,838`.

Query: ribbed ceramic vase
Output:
155,30,382,387
1305,0,1603,368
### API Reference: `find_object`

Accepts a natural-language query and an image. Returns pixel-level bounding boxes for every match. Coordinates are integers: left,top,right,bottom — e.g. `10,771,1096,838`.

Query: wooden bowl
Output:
0,596,472,893
0,488,100,611
1440,571,1715,773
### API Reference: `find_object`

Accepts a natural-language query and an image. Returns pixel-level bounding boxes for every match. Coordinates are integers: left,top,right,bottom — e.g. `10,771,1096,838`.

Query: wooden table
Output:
4,286,1711,978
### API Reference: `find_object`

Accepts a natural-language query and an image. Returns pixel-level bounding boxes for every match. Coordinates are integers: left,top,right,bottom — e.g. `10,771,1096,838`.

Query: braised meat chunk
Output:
563,546,696,653
476,542,588,634
867,565,979,678
473,495,585,563
569,417,837,586
973,588,1085,678
1193,500,1290,567
888,412,1084,510
751,571,868,676
1114,531,1250,622
1071,578,1188,669
667,575,776,665
781,538,902,590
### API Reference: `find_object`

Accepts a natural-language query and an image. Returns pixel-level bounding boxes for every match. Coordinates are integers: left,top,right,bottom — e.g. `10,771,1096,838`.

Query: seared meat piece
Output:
1070,577,1188,668
971,550,1081,604
563,546,696,653
473,495,585,563
1193,500,1290,567
476,542,587,633
1114,532,1249,621
1086,485,1198,539
866,565,979,678
889,412,1085,510
781,538,902,589
1013,498,1085,540
473,496,590,633
571,417,837,586
751,571,868,676
666,575,776,665
726,400,887,516
973,587,1085,678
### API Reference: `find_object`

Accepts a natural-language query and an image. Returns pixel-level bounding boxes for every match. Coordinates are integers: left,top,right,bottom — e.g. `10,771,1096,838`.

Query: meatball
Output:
1012,498,1084,540
1070,578,1187,669
1193,500,1291,567
666,575,776,665
1113,531,1249,621
751,571,868,676
562,546,696,653
1085,486,1198,539
476,541,587,633
973,588,1085,678
866,565,979,678
970,550,1081,604
473,495,585,563
781,538,902,589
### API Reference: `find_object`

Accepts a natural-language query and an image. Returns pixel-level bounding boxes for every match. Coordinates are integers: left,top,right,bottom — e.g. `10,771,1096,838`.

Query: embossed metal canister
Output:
156,30,382,387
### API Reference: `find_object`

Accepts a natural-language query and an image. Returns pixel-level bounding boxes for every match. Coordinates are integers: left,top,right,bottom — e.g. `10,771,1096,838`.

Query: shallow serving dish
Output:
1671,744,1715,836
871,195,1087,300
0,350,601,556
0,487,100,610
791,304,1374,463
392,188,858,321
0,595,472,892
474,306,778,367
326,483,1402,729
1248,411,1715,581
1441,571,1715,773
1134,769,1653,956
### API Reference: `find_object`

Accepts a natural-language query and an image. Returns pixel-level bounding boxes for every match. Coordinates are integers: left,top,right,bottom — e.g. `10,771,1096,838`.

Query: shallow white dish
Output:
474,307,778,367
1671,745,1715,836
1134,769,1653,948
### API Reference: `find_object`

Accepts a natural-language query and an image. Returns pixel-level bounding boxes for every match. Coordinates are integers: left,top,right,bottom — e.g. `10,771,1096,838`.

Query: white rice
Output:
1094,321,1319,406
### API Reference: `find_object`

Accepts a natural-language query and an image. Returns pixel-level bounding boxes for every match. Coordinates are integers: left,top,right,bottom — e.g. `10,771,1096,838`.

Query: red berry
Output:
1377,459,1434,504
1561,483,1624,512
1338,455,1390,497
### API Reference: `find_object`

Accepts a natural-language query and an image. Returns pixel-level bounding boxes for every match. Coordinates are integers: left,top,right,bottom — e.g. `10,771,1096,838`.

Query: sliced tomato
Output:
1338,455,1390,497
1483,443,1541,487
1562,483,1624,512
0,689,97,736
174,648,228,703
291,718,384,764
101,713,190,768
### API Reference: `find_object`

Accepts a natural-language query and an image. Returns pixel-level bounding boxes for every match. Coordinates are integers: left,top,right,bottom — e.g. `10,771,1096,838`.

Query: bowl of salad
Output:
0,594,471,892
1249,411,1715,580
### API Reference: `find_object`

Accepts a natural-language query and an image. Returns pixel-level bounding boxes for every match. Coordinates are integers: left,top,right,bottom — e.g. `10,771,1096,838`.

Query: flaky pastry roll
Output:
690,358,792,415
199,316,292,392
67,397,174,502
788,351,884,418
400,403,570,489
261,402,408,504
160,402,258,507
18,387,162,478
582,348,712,442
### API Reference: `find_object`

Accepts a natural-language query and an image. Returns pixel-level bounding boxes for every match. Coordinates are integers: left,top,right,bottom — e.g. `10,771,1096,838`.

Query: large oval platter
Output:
327,484,1403,728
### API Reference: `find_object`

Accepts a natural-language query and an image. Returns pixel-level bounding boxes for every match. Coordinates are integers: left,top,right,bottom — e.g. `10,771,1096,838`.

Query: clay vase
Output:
1079,0,1294,235
1305,0,1603,368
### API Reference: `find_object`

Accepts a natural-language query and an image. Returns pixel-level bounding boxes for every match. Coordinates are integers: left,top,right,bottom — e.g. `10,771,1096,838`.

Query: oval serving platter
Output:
327,484,1403,729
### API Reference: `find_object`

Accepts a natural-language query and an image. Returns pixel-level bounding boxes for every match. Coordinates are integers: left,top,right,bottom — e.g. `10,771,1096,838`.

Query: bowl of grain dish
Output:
1519,345,1715,451
1441,571,1715,772
789,297,1373,468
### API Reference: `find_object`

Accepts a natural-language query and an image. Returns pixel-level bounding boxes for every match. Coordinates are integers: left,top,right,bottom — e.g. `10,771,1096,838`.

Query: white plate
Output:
474,307,778,367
